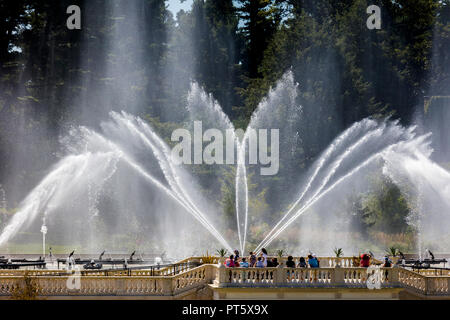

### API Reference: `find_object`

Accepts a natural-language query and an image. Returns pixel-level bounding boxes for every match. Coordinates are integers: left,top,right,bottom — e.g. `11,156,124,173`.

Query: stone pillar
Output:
425,277,434,295
389,267,399,285
161,278,173,296
115,278,125,295
333,268,345,286
217,267,229,287
205,265,215,283
275,266,287,285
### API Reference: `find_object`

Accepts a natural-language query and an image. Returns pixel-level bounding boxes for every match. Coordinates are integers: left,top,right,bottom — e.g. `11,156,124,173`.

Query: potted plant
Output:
276,249,284,267
200,251,216,265
216,248,228,266
333,248,343,267
386,246,400,264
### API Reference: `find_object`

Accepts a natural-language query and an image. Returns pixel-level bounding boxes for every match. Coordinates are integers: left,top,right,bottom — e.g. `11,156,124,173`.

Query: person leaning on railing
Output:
286,256,296,268
308,255,319,268
233,250,240,262
382,256,393,281
240,258,249,267
256,257,264,268
261,248,268,267
225,255,235,267
360,253,371,267
297,257,307,268
249,252,257,267
271,258,279,267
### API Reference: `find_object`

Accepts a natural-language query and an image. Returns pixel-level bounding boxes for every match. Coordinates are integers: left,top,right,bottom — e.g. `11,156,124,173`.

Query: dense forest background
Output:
0,0,449,253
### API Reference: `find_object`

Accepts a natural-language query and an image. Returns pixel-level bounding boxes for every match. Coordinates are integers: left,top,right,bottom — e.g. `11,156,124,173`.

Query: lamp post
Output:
40,223,47,259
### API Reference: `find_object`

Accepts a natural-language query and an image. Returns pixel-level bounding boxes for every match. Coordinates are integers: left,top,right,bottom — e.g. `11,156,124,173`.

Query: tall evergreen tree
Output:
239,0,277,78
189,0,241,117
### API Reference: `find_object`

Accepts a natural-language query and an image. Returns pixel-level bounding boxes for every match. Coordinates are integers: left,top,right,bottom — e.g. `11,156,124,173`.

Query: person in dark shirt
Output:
234,250,240,261
286,256,296,268
297,257,307,268
249,252,257,267
271,258,279,267
383,256,392,268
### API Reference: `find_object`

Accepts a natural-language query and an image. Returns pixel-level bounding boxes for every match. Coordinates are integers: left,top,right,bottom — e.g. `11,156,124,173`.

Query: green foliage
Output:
276,249,284,258
333,247,344,258
216,248,228,257
386,246,398,257
361,178,411,233
238,0,279,78
346,175,412,235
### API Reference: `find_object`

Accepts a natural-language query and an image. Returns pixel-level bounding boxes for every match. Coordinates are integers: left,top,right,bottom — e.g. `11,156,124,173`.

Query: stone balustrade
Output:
217,267,394,288
0,267,209,297
216,265,449,296
415,268,450,277
252,256,382,267
0,258,449,298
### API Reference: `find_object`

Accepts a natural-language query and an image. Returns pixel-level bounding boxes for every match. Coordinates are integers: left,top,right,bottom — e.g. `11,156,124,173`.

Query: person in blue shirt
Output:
240,257,249,268
308,254,319,268
256,257,264,268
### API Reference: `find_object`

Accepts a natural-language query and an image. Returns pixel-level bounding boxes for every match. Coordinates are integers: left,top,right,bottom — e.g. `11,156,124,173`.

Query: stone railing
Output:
172,264,210,295
0,270,65,277
216,267,396,288
397,267,450,295
415,268,450,277
217,266,450,296
248,256,382,267
0,269,167,277
1,260,449,298
0,264,213,297
0,256,371,277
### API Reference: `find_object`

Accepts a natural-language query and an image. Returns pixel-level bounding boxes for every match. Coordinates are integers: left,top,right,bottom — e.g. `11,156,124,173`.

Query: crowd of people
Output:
224,249,393,268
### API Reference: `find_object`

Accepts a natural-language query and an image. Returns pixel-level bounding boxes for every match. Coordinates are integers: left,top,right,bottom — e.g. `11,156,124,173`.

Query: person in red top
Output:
360,253,371,267
225,255,235,267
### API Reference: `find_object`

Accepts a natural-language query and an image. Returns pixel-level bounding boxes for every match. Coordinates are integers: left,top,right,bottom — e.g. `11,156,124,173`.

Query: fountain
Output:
0,1,449,260
1,68,449,258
